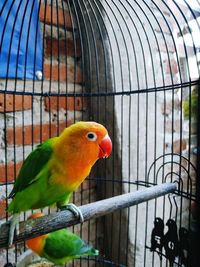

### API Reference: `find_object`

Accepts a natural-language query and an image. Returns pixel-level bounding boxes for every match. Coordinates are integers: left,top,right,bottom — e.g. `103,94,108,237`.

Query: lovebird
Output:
26,213,99,266
7,121,112,245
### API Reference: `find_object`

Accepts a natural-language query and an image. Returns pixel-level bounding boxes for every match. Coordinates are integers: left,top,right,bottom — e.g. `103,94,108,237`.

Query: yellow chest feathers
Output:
49,157,95,191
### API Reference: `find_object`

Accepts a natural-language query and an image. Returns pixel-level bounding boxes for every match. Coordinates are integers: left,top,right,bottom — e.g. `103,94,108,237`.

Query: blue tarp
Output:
0,0,43,80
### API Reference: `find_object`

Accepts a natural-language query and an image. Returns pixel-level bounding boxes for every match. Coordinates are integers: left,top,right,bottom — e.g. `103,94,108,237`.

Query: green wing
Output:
43,229,98,261
9,138,55,198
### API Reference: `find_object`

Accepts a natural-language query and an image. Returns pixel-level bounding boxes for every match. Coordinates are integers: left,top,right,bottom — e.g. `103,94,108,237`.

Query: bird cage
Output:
0,0,199,267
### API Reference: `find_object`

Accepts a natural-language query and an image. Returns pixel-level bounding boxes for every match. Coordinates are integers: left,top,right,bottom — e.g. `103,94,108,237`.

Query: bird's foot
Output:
60,203,84,223
8,213,20,247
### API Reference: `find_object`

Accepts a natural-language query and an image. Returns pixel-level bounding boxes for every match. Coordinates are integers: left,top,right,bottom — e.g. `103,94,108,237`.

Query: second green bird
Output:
26,213,99,266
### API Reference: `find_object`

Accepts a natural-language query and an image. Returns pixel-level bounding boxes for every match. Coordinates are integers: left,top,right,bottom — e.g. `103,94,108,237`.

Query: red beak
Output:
98,134,112,158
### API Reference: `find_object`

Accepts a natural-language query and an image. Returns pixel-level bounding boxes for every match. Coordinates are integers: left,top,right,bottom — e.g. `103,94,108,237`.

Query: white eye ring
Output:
86,132,97,141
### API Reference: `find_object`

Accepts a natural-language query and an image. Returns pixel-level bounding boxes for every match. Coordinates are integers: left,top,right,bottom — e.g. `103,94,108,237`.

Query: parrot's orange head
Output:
52,121,112,190
63,121,112,159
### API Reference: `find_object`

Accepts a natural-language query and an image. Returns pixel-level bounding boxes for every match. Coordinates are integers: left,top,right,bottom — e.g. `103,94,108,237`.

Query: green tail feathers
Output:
90,247,99,256
79,244,99,256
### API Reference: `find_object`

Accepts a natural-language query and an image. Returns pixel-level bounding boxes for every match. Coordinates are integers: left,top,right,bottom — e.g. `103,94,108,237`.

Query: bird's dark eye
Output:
86,132,97,141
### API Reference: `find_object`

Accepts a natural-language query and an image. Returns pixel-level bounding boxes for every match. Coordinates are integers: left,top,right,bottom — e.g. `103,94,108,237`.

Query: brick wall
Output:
0,2,96,266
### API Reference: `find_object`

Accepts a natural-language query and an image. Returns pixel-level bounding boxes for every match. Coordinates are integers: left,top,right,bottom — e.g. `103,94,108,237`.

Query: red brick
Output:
44,96,88,112
0,199,6,219
40,4,76,29
44,63,83,84
173,139,187,153
0,161,23,183
6,121,72,146
157,42,175,53
45,38,81,58
165,58,178,75
0,93,32,113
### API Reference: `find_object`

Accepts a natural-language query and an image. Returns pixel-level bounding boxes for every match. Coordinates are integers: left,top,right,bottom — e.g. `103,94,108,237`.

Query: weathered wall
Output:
104,1,198,266
103,2,178,265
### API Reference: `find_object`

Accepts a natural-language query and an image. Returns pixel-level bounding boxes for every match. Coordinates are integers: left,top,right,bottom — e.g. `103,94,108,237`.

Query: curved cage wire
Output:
0,0,199,266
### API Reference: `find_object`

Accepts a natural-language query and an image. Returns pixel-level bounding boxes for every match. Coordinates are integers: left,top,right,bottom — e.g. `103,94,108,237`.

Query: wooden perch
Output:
0,182,176,249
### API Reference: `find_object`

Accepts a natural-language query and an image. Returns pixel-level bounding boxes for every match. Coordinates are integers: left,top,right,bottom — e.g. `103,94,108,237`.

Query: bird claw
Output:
8,213,20,246
60,203,84,223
